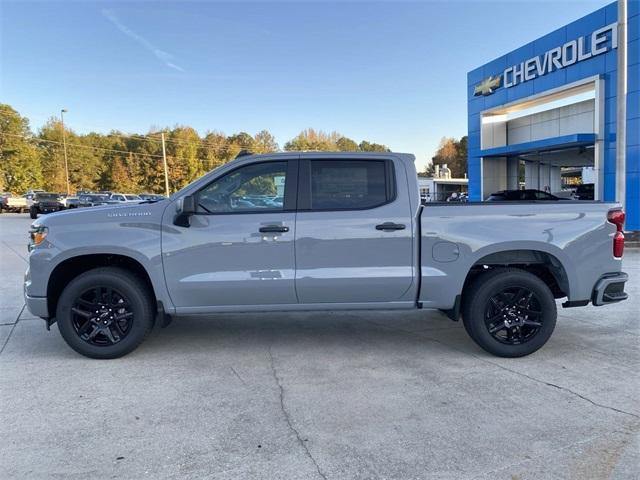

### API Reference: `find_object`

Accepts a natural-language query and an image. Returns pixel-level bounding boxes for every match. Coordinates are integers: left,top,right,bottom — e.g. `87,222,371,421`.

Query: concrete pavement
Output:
0,213,638,479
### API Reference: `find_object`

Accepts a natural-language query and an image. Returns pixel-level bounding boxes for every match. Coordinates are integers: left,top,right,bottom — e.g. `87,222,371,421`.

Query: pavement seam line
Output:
366,320,640,421
1,240,28,263
0,304,25,356
229,366,247,386
268,343,329,480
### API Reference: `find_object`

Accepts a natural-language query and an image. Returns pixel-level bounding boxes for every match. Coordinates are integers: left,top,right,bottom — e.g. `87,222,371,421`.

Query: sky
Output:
1,0,612,171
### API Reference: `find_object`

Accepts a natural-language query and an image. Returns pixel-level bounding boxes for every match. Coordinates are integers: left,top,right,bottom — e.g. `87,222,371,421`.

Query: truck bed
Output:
418,201,622,310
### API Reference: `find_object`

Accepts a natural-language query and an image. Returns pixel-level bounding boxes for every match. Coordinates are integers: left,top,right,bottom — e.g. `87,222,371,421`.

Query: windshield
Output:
125,195,141,200
36,193,60,200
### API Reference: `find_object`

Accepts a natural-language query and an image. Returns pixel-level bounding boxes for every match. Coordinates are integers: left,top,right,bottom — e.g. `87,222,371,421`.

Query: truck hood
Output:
33,200,168,228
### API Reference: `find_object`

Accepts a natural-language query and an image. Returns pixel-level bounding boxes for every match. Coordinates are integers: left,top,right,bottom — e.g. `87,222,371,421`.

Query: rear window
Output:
309,160,390,210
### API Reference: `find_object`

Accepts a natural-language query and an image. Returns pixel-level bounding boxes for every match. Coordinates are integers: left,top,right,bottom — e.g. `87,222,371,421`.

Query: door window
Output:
196,161,287,213
309,160,390,210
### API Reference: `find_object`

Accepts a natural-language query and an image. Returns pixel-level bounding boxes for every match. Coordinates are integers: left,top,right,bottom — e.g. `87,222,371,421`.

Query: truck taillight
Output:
607,209,625,258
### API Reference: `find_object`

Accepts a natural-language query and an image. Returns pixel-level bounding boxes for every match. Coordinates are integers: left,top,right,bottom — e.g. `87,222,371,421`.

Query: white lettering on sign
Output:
502,23,617,89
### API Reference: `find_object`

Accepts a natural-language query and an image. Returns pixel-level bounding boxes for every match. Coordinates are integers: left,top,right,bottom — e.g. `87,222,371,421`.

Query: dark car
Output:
77,194,113,208
487,189,560,201
29,192,64,219
575,183,595,200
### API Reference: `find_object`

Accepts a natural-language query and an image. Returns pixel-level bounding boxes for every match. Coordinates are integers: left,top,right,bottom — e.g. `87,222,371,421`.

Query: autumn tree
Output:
0,104,43,193
430,136,468,178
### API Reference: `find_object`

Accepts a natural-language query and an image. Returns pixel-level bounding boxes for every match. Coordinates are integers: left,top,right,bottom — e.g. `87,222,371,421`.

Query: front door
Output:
162,160,297,310
294,158,415,304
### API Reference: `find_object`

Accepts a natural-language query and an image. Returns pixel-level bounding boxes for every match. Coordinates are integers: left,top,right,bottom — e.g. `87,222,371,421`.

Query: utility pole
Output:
60,109,71,195
161,132,170,197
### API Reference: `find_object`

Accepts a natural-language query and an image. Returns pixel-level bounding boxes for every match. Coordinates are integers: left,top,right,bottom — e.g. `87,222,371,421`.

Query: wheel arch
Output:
47,253,158,321
462,248,571,302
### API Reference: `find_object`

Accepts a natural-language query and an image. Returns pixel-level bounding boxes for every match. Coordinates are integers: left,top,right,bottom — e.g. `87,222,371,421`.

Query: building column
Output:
525,161,539,189
506,157,520,190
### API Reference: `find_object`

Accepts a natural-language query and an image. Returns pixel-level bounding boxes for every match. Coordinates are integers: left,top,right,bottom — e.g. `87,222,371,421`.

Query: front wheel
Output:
462,268,557,357
56,267,154,359
29,207,38,219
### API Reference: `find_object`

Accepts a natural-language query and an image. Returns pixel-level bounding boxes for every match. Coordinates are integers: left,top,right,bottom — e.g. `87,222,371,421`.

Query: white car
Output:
109,193,142,203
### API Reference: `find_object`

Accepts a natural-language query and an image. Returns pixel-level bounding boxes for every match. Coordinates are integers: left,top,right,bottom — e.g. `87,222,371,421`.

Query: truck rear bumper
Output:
592,272,628,306
25,294,49,319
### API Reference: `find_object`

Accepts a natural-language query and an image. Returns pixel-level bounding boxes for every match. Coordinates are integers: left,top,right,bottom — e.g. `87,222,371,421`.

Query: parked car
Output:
29,192,64,219
62,197,80,209
77,194,113,208
139,193,167,201
487,189,561,201
575,183,595,200
25,152,628,359
0,194,29,213
109,193,142,203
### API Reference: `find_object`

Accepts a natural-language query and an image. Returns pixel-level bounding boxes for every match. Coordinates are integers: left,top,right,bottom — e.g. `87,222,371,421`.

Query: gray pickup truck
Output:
24,152,629,359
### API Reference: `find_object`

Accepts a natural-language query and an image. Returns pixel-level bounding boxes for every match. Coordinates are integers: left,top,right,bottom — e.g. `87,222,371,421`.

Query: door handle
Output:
259,225,289,233
375,222,406,231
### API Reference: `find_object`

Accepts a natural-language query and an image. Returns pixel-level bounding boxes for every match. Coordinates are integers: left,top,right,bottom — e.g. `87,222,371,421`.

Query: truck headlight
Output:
28,225,48,251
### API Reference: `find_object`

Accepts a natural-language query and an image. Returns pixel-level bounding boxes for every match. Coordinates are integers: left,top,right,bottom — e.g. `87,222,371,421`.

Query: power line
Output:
0,131,260,165
0,132,165,159
0,110,269,151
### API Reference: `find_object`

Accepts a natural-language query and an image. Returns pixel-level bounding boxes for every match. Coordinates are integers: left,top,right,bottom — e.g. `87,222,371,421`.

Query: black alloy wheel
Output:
462,268,557,357
70,286,134,346
484,286,543,345
56,267,154,359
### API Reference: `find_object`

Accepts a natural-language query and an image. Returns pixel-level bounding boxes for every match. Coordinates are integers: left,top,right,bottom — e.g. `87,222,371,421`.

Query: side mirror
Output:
174,195,196,227
181,195,196,215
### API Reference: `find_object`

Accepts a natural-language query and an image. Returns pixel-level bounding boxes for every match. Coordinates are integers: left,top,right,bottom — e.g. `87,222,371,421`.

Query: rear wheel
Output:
462,268,556,357
56,267,154,359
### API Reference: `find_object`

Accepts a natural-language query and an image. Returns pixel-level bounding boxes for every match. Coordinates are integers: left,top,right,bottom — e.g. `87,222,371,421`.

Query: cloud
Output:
102,9,185,72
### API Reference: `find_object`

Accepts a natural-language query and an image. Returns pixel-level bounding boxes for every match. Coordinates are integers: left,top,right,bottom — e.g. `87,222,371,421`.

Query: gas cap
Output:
432,241,460,263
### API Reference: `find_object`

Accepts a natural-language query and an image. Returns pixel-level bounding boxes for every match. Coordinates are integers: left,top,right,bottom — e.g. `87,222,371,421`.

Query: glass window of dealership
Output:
467,0,639,230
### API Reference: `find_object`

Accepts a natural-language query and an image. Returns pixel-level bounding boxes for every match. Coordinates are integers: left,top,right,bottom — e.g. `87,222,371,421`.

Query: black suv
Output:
29,193,63,219
487,189,560,201
575,183,595,200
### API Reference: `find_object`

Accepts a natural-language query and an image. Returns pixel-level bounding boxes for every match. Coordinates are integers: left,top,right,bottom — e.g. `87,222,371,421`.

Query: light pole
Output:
60,109,71,195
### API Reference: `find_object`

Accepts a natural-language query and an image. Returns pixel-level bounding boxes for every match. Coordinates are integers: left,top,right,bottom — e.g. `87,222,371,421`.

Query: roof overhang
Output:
478,133,596,158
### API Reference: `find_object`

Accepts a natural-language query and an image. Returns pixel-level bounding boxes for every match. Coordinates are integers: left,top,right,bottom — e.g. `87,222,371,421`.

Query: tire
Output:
29,207,38,219
56,267,154,359
462,268,557,358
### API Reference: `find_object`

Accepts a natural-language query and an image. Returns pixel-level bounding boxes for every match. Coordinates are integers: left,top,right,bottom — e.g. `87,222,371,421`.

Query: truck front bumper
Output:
592,272,628,306
25,294,49,318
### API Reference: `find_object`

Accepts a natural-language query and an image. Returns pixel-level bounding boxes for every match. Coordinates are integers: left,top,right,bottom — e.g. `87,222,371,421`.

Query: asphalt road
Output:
0,213,638,480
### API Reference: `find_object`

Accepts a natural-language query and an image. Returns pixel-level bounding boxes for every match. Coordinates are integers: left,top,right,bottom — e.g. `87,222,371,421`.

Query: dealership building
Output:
467,0,639,230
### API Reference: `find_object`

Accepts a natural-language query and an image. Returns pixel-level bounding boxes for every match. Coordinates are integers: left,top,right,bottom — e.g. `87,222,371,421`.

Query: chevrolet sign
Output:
474,22,617,96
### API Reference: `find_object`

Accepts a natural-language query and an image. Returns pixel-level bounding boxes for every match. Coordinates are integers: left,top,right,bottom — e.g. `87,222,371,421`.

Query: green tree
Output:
37,119,70,192
253,130,278,154
166,127,202,191
200,131,227,173
0,104,43,193
358,140,390,152
284,128,341,151
336,136,359,151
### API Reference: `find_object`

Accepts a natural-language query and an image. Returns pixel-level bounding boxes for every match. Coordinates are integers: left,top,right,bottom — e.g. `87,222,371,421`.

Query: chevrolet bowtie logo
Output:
474,75,502,96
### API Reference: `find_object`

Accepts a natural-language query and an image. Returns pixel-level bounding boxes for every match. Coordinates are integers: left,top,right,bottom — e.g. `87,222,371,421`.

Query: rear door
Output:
294,157,414,304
